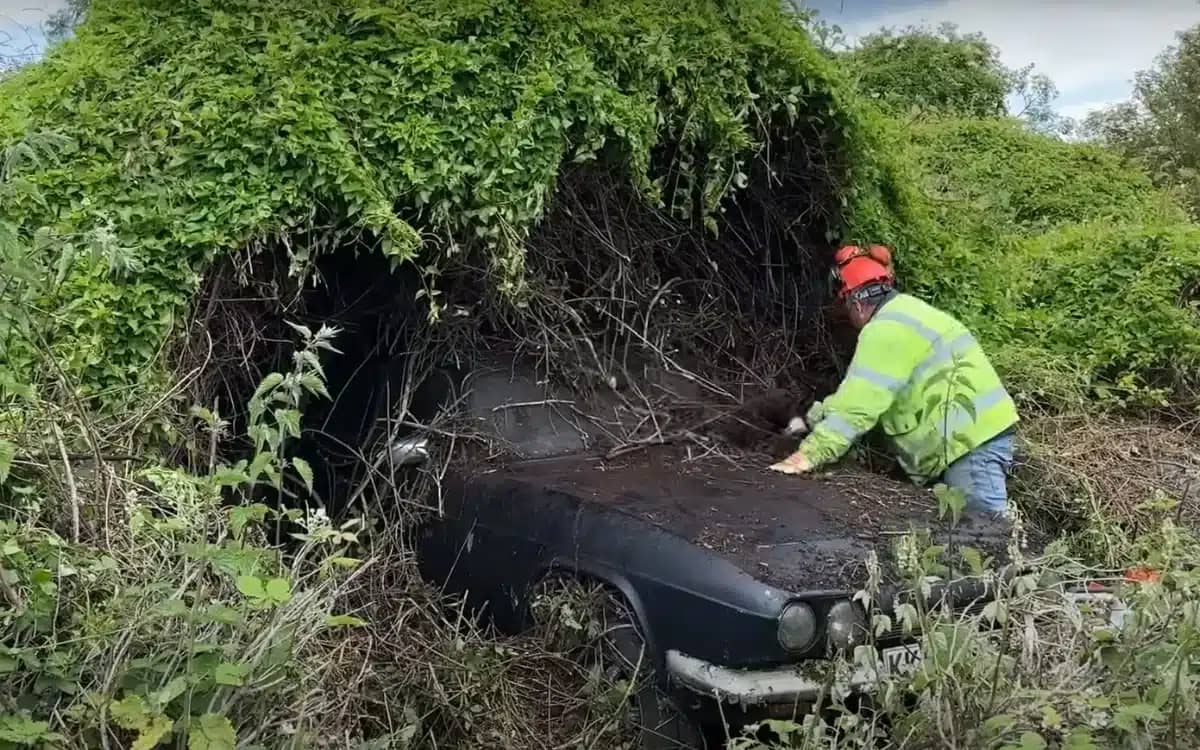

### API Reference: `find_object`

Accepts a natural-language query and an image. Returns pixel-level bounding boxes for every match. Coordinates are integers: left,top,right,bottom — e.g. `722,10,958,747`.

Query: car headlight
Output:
826,600,868,651
777,602,818,652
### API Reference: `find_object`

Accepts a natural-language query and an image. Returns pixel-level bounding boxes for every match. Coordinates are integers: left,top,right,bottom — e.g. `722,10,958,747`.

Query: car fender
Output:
535,557,662,670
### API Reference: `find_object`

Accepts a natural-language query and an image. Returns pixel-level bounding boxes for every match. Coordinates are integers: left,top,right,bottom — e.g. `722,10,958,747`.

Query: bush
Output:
0,0,918,406
730,517,1200,750
907,119,1185,242
844,26,1010,119
897,118,1200,405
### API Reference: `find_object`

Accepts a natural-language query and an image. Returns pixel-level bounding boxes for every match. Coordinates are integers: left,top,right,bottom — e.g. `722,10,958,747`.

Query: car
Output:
405,362,1015,748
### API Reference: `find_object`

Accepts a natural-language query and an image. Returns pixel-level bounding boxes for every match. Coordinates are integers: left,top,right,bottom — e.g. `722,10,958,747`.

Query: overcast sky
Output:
4,0,1200,121
807,0,1200,120
0,0,61,64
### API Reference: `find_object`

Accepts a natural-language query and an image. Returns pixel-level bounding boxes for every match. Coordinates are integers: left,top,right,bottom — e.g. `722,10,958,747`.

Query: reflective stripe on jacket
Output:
798,293,1018,483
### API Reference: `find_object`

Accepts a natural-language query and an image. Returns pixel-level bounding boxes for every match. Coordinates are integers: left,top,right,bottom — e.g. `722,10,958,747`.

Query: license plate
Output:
880,643,922,676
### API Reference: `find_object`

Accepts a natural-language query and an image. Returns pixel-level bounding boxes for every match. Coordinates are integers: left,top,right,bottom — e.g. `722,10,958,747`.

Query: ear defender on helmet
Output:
830,244,895,300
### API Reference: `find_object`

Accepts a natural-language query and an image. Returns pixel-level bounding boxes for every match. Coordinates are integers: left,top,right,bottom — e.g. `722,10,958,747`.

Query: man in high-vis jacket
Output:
769,245,1019,518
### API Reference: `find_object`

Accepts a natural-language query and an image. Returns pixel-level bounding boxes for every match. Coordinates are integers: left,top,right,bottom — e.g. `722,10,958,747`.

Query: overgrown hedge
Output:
1,0,1198,415
898,118,1200,405
0,0,918,406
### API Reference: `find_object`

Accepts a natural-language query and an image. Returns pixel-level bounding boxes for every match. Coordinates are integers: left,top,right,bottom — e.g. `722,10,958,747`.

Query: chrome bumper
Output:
665,650,877,707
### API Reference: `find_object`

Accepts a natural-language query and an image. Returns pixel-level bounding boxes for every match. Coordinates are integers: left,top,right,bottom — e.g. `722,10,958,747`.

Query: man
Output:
769,245,1019,518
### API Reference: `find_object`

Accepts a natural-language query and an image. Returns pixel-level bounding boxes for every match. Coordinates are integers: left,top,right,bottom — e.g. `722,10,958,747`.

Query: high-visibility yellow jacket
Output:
799,293,1018,483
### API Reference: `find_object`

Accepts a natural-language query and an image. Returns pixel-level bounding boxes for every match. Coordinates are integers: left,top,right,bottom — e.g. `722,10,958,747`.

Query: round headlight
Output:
778,602,818,652
826,600,868,651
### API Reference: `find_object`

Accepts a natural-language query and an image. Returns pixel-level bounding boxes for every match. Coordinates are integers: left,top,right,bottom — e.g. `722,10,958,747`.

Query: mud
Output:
486,446,1015,591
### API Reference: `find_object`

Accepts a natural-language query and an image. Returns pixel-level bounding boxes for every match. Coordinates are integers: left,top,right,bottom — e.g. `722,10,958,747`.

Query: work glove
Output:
783,416,808,436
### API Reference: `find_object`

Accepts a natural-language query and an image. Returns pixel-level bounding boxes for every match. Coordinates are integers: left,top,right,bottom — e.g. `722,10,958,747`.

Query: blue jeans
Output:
943,433,1014,516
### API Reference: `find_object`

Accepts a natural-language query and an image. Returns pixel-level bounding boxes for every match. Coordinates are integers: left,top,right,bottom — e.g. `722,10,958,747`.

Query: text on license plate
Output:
880,644,922,675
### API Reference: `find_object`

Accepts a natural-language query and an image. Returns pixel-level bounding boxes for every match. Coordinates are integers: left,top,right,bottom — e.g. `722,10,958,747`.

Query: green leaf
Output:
251,373,284,401
953,392,977,422
982,599,1008,625
325,614,367,628
1040,704,1061,730
982,714,1015,738
211,466,250,488
247,452,273,485
291,457,314,495
0,713,59,744
132,715,174,750
188,714,236,750
273,409,301,439
264,578,291,604
110,695,151,730
1001,731,1046,750
236,576,265,599
213,662,249,687
960,546,984,575
1113,702,1162,732
203,605,242,626
1064,729,1099,750
299,373,330,400
150,676,188,708
0,440,14,484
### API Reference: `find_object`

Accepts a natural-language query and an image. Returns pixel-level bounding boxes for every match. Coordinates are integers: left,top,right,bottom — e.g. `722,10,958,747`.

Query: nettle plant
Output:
0,326,366,749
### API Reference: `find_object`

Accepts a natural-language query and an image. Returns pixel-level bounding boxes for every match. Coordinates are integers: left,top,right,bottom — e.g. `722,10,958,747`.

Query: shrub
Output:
844,26,1010,119
0,0,918,406
897,118,1200,405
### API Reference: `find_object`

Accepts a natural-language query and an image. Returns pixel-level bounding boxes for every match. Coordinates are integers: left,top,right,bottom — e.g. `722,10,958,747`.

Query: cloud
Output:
831,0,1197,114
0,0,64,47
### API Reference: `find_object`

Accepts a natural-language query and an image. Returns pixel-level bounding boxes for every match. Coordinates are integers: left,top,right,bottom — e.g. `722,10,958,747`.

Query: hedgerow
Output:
1,4,1200,748
0,0,921,409
896,118,1200,404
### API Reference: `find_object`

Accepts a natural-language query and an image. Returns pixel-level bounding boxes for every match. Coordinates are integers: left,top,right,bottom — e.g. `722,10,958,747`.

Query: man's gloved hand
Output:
769,451,813,475
783,416,808,436
804,400,826,425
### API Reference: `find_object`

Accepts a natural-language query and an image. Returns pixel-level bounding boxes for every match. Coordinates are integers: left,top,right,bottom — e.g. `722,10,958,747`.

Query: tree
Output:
844,24,1009,119
1082,25,1200,217
843,24,1066,132
45,0,89,44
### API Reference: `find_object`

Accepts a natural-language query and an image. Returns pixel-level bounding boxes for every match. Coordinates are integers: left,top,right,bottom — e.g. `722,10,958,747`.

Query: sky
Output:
0,0,62,53
806,0,1200,120
4,0,1199,120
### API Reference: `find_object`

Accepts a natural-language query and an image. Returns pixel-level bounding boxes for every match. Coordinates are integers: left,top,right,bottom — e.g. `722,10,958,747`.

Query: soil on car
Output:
475,445,1015,592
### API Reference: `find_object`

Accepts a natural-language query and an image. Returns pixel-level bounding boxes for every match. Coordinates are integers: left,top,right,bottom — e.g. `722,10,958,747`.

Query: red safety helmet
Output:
830,244,895,300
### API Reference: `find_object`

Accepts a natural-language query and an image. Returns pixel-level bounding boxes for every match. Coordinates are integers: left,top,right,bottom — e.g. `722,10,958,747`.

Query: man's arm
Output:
793,321,917,469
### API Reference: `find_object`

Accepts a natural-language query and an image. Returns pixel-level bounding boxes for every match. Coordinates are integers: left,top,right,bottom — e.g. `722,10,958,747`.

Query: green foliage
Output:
987,223,1200,404
0,0,913,407
732,520,1200,749
0,348,371,747
1082,25,1200,218
898,117,1199,405
908,118,1184,242
845,24,1010,119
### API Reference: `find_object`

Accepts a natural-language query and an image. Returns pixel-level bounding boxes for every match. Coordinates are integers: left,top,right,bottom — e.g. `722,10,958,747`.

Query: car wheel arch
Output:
530,558,662,671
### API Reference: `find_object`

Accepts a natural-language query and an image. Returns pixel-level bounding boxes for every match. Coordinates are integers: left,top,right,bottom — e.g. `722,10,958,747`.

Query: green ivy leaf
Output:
188,713,236,750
